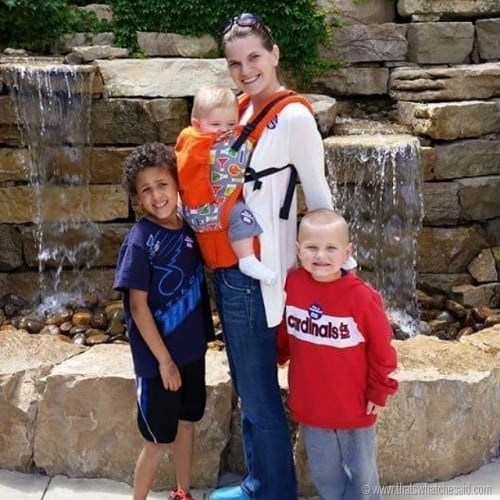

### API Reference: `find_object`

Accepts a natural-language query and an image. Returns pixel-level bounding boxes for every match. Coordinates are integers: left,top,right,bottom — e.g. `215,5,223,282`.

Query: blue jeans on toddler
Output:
213,267,297,500
303,425,381,500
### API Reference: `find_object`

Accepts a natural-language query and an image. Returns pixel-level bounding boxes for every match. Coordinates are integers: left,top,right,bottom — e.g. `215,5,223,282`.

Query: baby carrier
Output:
176,89,313,270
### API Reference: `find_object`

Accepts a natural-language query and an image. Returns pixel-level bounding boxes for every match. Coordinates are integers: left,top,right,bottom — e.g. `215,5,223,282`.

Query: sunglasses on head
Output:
220,12,273,39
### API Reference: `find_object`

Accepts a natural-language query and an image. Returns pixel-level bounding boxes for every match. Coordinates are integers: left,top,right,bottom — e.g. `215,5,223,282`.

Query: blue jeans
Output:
213,267,297,500
303,425,381,500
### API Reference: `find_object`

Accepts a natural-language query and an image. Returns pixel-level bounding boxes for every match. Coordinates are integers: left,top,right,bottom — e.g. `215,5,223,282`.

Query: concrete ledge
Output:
0,328,499,496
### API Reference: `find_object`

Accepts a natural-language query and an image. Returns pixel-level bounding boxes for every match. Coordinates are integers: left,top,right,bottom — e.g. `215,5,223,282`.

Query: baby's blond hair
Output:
191,86,238,120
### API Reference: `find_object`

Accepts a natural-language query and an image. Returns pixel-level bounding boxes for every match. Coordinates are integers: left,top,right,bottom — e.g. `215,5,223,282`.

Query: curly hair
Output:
122,142,177,197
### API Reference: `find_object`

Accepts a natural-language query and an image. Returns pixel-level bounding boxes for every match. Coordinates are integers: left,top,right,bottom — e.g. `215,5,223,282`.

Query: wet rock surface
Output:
398,288,500,341
0,291,128,347
0,287,498,349
0,291,226,351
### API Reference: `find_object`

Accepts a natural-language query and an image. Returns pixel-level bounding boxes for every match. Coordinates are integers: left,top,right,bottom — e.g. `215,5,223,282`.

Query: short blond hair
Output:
299,208,350,244
191,86,238,120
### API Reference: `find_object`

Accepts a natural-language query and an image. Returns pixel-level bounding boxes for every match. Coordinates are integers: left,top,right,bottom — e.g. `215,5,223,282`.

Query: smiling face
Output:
297,212,353,282
135,166,179,228
224,34,281,108
193,105,238,135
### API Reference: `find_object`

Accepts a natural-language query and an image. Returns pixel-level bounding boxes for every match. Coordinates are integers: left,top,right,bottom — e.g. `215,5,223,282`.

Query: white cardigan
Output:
242,101,336,327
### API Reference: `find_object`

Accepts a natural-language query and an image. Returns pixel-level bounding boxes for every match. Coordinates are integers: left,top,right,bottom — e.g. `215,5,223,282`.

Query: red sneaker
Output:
170,488,194,500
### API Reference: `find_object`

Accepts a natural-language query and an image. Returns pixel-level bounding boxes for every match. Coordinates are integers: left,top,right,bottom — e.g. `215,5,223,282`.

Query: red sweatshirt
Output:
277,268,398,429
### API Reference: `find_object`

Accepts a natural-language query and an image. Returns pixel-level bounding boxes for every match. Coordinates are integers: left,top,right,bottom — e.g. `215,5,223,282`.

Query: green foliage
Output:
70,0,110,4
0,0,106,53
0,0,330,86
109,0,329,85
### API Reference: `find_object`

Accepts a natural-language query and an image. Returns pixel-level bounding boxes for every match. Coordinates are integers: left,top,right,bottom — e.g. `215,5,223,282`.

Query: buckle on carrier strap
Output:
244,164,296,220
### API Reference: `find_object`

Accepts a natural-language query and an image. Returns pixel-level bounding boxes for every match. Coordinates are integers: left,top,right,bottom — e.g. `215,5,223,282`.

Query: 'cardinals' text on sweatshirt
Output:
277,268,398,429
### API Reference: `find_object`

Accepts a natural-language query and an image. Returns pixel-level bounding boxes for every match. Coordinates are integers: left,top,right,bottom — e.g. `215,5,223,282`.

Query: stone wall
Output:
317,0,500,307
0,0,498,306
1,327,499,495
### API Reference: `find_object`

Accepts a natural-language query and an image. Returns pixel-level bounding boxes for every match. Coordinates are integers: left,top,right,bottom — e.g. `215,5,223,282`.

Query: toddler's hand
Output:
366,401,382,415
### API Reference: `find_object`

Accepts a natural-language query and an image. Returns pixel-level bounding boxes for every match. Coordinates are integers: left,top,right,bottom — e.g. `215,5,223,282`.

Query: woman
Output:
211,13,355,500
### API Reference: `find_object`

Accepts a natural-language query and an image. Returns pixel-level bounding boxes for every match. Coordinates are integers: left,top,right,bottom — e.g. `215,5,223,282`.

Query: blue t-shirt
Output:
113,217,214,377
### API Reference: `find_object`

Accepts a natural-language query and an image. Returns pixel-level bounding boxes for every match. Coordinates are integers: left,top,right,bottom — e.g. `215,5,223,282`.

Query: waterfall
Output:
4,62,101,308
325,134,424,335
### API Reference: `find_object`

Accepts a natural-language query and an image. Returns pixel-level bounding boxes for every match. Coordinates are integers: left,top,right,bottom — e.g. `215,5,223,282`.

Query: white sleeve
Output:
287,104,333,211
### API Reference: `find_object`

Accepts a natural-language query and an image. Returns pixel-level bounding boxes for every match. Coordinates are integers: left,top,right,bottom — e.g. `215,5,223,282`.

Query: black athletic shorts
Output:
135,357,206,444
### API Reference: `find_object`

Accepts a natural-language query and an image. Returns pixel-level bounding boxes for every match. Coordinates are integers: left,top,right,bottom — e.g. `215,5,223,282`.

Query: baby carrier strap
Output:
233,89,311,152
244,164,297,220
235,90,312,220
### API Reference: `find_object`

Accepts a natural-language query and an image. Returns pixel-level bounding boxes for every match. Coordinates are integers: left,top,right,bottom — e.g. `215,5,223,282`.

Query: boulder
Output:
21,223,131,268
91,98,189,146
397,100,500,140
406,22,474,65
137,33,217,58
323,23,407,63
417,273,473,295
95,59,235,98
0,328,498,492
422,182,460,224
58,33,116,53
65,45,129,64
476,19,500,61
317,0,396,25
433,139,500,179
314,67,389,96
33,345,232,489
79,4,113,23
305,93,337,136
0,225,23,271
0,269,116,305
398,0,500,19
390,63,500,101
0,185,128,224
451,283,500,308
457,176,500,221
417,226,486,273
468,249,499,283
0,330,86,470
0,148,29,183
378,331,500,484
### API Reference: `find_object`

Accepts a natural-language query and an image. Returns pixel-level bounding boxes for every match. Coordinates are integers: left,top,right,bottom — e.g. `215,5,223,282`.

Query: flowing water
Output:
3,62,101,308
2,63,424,331
326,134,424,335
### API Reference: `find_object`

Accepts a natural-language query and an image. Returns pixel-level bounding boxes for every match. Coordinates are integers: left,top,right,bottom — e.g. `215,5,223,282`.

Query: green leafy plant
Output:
0,0,331,87
0,0,106,53
70,0,111,4
110,0,330,86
